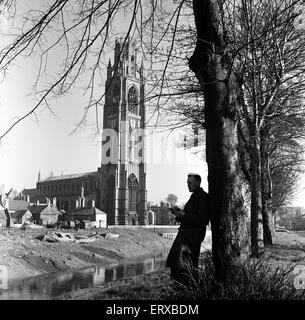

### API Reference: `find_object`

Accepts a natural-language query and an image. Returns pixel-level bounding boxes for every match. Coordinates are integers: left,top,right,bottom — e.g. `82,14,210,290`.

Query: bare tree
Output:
269,106,305,211
159,0,305,257
189,0,249,279
0,187,12,228
229,0,305,255
165,193,178,207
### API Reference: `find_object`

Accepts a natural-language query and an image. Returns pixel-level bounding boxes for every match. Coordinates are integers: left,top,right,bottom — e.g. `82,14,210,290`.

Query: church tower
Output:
98,39,147,225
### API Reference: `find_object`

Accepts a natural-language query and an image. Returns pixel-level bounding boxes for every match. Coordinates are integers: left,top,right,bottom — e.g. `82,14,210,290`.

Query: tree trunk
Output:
190,0,248,280
272,209,277,234
262,195,273,245
260,132,273,245
249,128,264,257
4,208,11,228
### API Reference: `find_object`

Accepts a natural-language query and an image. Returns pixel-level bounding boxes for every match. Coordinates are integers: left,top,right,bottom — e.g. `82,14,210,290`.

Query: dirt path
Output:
0,227,172,280
264,231,305,269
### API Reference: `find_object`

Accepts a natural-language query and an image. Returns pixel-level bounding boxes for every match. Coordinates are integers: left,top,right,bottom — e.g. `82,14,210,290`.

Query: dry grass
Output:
167,251,305,300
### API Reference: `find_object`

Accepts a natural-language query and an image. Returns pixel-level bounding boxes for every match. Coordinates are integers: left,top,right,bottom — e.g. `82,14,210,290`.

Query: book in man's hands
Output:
168,206,183,216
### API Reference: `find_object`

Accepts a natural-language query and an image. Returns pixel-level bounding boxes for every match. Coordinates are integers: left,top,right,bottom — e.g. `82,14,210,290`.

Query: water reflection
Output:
0,250,169,300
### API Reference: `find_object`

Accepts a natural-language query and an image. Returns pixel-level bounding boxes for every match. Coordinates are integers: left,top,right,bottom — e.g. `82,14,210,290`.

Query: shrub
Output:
168,251,305,300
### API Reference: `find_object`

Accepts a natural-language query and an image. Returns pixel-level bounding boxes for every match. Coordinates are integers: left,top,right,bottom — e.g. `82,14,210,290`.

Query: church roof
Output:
8,200,29,211
28,204,48,214
0,203,28,219
40,206,62,216
28,204,61,215
22,188,39,196
40,171,98,182
10,210,28,219
69,207,107,216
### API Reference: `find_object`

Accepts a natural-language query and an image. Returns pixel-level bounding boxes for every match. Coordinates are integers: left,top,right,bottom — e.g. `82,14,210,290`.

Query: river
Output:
0,250,169,300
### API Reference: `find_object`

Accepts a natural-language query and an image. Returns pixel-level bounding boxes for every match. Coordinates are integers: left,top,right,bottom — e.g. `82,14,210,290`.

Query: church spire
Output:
38,170,41,182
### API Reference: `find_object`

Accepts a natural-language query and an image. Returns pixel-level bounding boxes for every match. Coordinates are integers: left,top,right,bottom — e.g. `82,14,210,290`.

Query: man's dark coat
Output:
166,187,209,268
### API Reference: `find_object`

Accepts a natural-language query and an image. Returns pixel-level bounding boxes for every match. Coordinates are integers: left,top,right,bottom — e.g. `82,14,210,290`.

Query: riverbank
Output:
58,231,305,300
0,226,173,280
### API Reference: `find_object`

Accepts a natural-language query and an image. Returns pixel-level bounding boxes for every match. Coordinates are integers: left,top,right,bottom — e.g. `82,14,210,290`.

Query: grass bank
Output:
58,231,305,300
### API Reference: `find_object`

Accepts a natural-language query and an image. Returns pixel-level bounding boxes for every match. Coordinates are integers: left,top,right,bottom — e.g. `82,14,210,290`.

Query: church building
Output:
23,39,148,226
97,39,148,225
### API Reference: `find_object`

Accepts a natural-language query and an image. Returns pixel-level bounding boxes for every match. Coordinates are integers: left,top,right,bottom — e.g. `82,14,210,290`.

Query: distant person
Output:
166,173,210,284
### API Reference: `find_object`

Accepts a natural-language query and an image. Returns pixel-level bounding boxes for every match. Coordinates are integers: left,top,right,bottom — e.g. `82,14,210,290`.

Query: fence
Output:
161,233,177,240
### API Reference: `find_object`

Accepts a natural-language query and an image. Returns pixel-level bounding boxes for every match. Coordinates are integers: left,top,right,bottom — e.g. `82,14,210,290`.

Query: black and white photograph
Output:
1,0,305,311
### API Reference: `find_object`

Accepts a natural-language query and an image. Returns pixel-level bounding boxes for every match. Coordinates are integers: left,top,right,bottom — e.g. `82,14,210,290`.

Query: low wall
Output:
107,225,179,229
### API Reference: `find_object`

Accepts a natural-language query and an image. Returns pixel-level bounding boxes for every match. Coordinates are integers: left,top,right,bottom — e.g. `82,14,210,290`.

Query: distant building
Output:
147,210,156,225
290,215,305,230
16,40,149,226
36,171,99,212
98,38,147,225
11,210,32,224
277,206,305,230
0,198,29,226
148,202,178,225
66,201,107,229
18,188,41,204
27,198,62,225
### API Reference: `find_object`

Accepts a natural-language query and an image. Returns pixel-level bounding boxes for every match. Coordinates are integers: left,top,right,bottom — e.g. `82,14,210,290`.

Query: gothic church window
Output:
128,86,138,115
131,55,135,75
128,173,139,212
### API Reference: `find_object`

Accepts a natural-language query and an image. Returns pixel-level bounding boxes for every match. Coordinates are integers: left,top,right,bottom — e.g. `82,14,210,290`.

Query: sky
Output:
0,19,207,206
0,0,305,208
0,42,209,205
